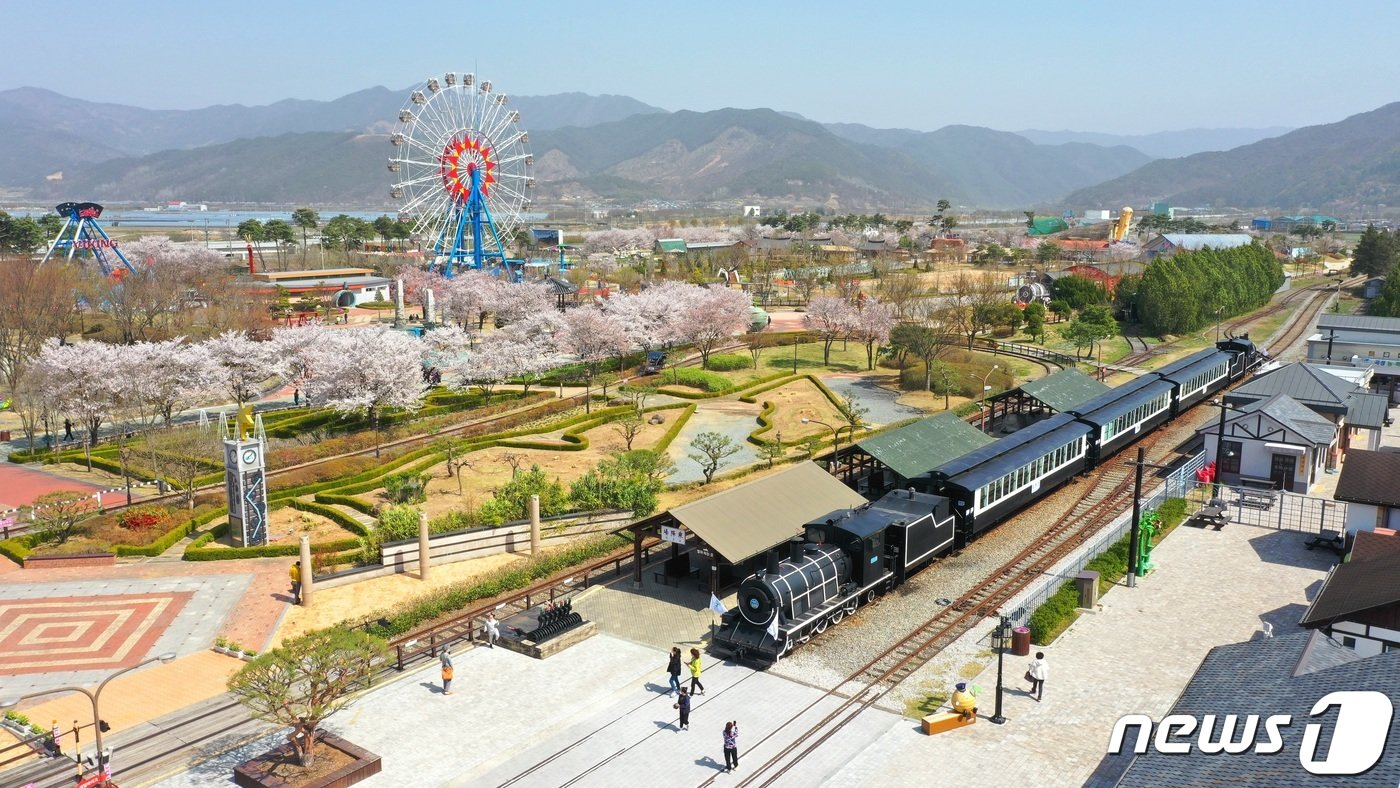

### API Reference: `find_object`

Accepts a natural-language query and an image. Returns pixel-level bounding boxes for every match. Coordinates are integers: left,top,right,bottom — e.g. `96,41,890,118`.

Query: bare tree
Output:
613,412,646,451
500,451,526,479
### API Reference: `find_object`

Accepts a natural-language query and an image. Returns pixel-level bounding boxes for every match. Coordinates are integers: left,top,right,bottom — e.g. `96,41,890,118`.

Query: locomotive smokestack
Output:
789,536,804,563
908,487,916,499
766,549,780,575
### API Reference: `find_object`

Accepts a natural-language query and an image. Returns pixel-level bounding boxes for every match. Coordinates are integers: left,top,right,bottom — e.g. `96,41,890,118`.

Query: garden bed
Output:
233,732,380,788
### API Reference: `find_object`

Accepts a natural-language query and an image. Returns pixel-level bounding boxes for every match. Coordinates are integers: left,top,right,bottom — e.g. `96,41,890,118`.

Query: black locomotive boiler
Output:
713,489,953,664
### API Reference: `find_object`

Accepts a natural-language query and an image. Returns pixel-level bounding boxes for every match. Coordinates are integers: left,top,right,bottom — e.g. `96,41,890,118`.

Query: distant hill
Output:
824,122,1151,206
1061,102,1400,211
1016,127,1292,159
0,86,666,187
25,105,1169,210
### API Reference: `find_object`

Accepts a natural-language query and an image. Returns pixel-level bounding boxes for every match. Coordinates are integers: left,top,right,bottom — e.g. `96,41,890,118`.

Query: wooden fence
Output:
379,509,634,573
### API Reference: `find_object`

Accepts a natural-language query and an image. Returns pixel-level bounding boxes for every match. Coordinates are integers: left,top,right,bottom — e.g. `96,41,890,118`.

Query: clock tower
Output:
224,437,269,547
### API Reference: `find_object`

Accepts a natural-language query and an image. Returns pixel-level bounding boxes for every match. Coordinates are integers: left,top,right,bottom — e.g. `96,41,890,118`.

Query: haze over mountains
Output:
1,85,1393,213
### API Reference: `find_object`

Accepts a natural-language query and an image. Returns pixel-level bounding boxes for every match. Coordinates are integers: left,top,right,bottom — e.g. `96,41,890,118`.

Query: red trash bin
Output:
0,430,11,441
1011,626,1031,657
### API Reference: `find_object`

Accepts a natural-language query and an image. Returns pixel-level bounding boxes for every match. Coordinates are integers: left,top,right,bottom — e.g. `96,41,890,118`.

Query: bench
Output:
652,570,681,587
1237,490,1276,511
1195,499,1229,530
922,711,975,735
1239,475,1277,490
1305,529,1346,557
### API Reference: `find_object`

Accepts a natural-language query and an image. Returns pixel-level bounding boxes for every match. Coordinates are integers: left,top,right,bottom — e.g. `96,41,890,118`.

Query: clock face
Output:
242,448,259,466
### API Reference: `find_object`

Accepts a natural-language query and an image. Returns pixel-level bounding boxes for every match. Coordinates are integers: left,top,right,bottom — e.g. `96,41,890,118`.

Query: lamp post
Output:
1210,399,1241,497
1214,305,1225,343
1320,332,1339,364
987,614,1011,725
1123,447,1171,587
802,416,855,475
0,652,176,786
970,364,999,433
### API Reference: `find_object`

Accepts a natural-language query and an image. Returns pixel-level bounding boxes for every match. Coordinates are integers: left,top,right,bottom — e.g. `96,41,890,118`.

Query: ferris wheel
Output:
388,72,534,277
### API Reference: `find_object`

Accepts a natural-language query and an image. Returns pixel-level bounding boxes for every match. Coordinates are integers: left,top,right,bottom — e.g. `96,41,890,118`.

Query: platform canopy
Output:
854,413,995,480
1018,368,1112,413
661,462,866,564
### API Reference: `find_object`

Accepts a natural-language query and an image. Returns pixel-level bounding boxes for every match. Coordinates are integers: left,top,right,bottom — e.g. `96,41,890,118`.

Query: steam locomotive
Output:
713,338,1262,664
713,489,954,662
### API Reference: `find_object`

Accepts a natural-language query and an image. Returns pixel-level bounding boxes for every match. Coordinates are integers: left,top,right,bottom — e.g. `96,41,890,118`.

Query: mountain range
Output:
2,86,1397,212
1015,127,1292,159
1061,101,1400,212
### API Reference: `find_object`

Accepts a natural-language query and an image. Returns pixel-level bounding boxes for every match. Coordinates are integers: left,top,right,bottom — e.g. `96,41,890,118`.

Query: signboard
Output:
660,525,686,546
694,546,716,560
0,517,14,528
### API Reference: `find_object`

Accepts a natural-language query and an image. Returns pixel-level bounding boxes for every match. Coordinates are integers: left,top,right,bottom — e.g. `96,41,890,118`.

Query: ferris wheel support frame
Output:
432,166,512,279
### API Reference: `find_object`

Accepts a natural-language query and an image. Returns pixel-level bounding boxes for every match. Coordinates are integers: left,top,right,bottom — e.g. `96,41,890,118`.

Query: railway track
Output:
715,442,1153,787
711,278,1347,786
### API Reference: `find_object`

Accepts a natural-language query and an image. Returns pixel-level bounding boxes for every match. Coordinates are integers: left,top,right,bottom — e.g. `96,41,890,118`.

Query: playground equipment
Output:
1109,207,1134,242
389,72,534,279
40,202,136,276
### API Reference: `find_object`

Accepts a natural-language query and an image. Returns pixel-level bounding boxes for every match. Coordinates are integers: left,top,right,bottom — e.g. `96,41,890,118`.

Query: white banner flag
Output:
709,594,727,616
766,614,780,641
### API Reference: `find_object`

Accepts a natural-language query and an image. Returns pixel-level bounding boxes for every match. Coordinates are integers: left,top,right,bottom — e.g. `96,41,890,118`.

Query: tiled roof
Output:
1116,632,1400,786
1345,392,1390,430
1348,529,1400,563
1232,393,1338,445
1334,450,1400,508
1157,233,1255,249
1228,362,1358,411
855,413,995,480
1017,369,1112,413
1300,559,1400,625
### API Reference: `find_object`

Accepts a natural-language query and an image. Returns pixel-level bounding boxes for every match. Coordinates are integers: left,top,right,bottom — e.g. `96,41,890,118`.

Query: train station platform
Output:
146,518,1333,787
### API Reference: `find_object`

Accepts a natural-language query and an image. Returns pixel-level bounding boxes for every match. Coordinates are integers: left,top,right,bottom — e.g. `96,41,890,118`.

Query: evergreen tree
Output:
1350,225,1397,278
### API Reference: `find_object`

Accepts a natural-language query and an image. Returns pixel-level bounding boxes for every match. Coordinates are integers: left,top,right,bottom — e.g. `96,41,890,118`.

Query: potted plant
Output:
213,636,233,656
241,648,258,660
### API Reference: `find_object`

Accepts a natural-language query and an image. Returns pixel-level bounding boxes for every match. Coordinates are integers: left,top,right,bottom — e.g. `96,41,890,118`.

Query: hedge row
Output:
652,404,697,454
286,499,370,538
112,506,225,557
1027,498,1190,644
362,534,630,639
737,374,804,403
184,537,361,562
0,533,41,565
313,493,377,516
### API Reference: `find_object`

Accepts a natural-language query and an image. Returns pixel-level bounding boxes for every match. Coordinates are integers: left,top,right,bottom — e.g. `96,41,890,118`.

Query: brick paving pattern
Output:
0,591,192,674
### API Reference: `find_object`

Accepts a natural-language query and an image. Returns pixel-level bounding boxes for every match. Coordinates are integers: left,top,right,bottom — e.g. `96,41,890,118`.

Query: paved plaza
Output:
138,514,1333,788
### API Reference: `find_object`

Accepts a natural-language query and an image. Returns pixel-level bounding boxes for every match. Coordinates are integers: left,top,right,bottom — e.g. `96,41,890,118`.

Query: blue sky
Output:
3,1,1395,135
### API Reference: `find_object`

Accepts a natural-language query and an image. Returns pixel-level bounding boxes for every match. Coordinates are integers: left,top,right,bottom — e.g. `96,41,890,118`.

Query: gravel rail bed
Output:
768,408,1213,713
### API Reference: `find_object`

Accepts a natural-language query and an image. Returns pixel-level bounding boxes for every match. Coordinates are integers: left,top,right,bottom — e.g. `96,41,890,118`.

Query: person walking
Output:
288,562,301,605
673,687,691,730
666,647,683,696
62,419,73,441
722,720,740,772
485,612,500,648
1027,651,1048,702
440,649,454,695
688,647,705,695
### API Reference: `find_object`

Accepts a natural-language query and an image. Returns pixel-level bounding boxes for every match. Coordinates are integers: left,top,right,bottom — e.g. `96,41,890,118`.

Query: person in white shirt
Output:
1027,652,1048,701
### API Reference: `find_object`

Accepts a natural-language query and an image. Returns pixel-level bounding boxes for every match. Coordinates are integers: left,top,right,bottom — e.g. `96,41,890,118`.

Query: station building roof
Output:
641,462,865,564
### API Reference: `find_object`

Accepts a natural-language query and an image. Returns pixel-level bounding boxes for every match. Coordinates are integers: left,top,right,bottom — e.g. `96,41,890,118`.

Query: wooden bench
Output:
1237,488,1277,510
1195,499,1229,530
652,570,681,587
921,711,975,735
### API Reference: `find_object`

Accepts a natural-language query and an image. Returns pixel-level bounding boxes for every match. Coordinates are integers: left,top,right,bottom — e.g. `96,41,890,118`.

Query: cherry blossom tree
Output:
560,308,630,406
203,330,283,414
302,326,426,456
420,324,473,374
850,297,897,370
804,296,857,366
125,339,218,428
439,271,491,330
483,326,556,395
34,339,122,448
271,322,330,401
672,286,751,369
606,281,696,353
486,279,555,326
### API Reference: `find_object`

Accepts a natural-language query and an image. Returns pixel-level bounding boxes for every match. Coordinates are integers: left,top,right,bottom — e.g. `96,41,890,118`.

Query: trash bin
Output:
0,430,10,441
1011,626,1031,657
1076,570,1101,609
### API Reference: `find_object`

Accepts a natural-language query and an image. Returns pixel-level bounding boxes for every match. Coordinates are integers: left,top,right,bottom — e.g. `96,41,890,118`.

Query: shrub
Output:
377,505,422,542
118,504,173,533
662,367,733,393
478,465,569,525
704,353,751,371
285,500,370,537
383,472,429,504
427,509,481,534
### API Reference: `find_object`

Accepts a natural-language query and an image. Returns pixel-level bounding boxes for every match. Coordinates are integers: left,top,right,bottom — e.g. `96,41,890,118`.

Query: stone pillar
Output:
299,536,313,608
424,288,436,328
529,494,541,555
418,510,431,581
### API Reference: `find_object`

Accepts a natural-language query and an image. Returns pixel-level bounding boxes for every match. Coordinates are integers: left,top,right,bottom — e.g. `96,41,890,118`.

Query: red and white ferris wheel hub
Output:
439,132,497,202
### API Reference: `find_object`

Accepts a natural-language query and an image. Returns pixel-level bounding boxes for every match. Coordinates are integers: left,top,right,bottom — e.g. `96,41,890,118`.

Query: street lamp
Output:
0,652,176,786
802,416,855,475
1210,399,1241,496
986,614,1012,725
970,364,999,433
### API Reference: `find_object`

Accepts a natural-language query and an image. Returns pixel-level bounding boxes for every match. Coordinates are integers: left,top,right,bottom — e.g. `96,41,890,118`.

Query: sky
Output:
3,1,1396,135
